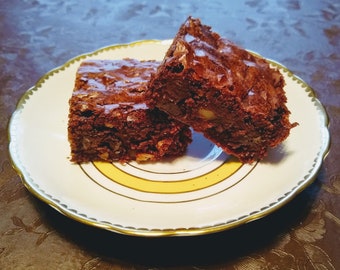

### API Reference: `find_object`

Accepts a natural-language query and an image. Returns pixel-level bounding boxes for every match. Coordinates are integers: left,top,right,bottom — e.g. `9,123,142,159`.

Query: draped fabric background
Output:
1,1,339,269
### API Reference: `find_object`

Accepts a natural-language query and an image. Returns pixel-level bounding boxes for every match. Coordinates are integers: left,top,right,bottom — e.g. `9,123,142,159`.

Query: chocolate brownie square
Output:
147,17,297,163
68,59,192,163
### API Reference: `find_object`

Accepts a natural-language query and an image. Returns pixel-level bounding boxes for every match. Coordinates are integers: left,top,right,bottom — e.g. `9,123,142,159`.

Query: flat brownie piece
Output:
147,17,297,163
68,59,192,163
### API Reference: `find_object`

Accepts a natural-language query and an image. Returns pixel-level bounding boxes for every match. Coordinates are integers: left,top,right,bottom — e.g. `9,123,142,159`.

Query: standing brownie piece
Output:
147,17,297,163
68,59,192,163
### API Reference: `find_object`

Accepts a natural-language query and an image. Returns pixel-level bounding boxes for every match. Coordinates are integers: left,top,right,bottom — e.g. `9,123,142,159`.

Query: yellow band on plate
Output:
93,160,243,194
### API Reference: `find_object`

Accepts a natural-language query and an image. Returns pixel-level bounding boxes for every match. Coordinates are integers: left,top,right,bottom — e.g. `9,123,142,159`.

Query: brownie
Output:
68,59,192,163
147,17,298,163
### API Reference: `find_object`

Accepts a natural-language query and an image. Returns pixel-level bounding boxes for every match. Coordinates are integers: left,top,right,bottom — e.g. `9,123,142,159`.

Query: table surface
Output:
1,0,339,269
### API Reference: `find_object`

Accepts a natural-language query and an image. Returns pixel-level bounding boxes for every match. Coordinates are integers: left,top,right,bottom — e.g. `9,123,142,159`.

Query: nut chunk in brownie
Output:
68,59,192,163
147,17,298,163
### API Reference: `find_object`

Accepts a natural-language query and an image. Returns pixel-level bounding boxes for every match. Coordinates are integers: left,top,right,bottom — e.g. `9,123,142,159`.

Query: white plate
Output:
8,40,330,237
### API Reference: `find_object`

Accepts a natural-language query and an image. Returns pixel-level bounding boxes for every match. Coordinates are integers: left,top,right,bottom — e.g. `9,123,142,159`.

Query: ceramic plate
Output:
8,40,330,237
